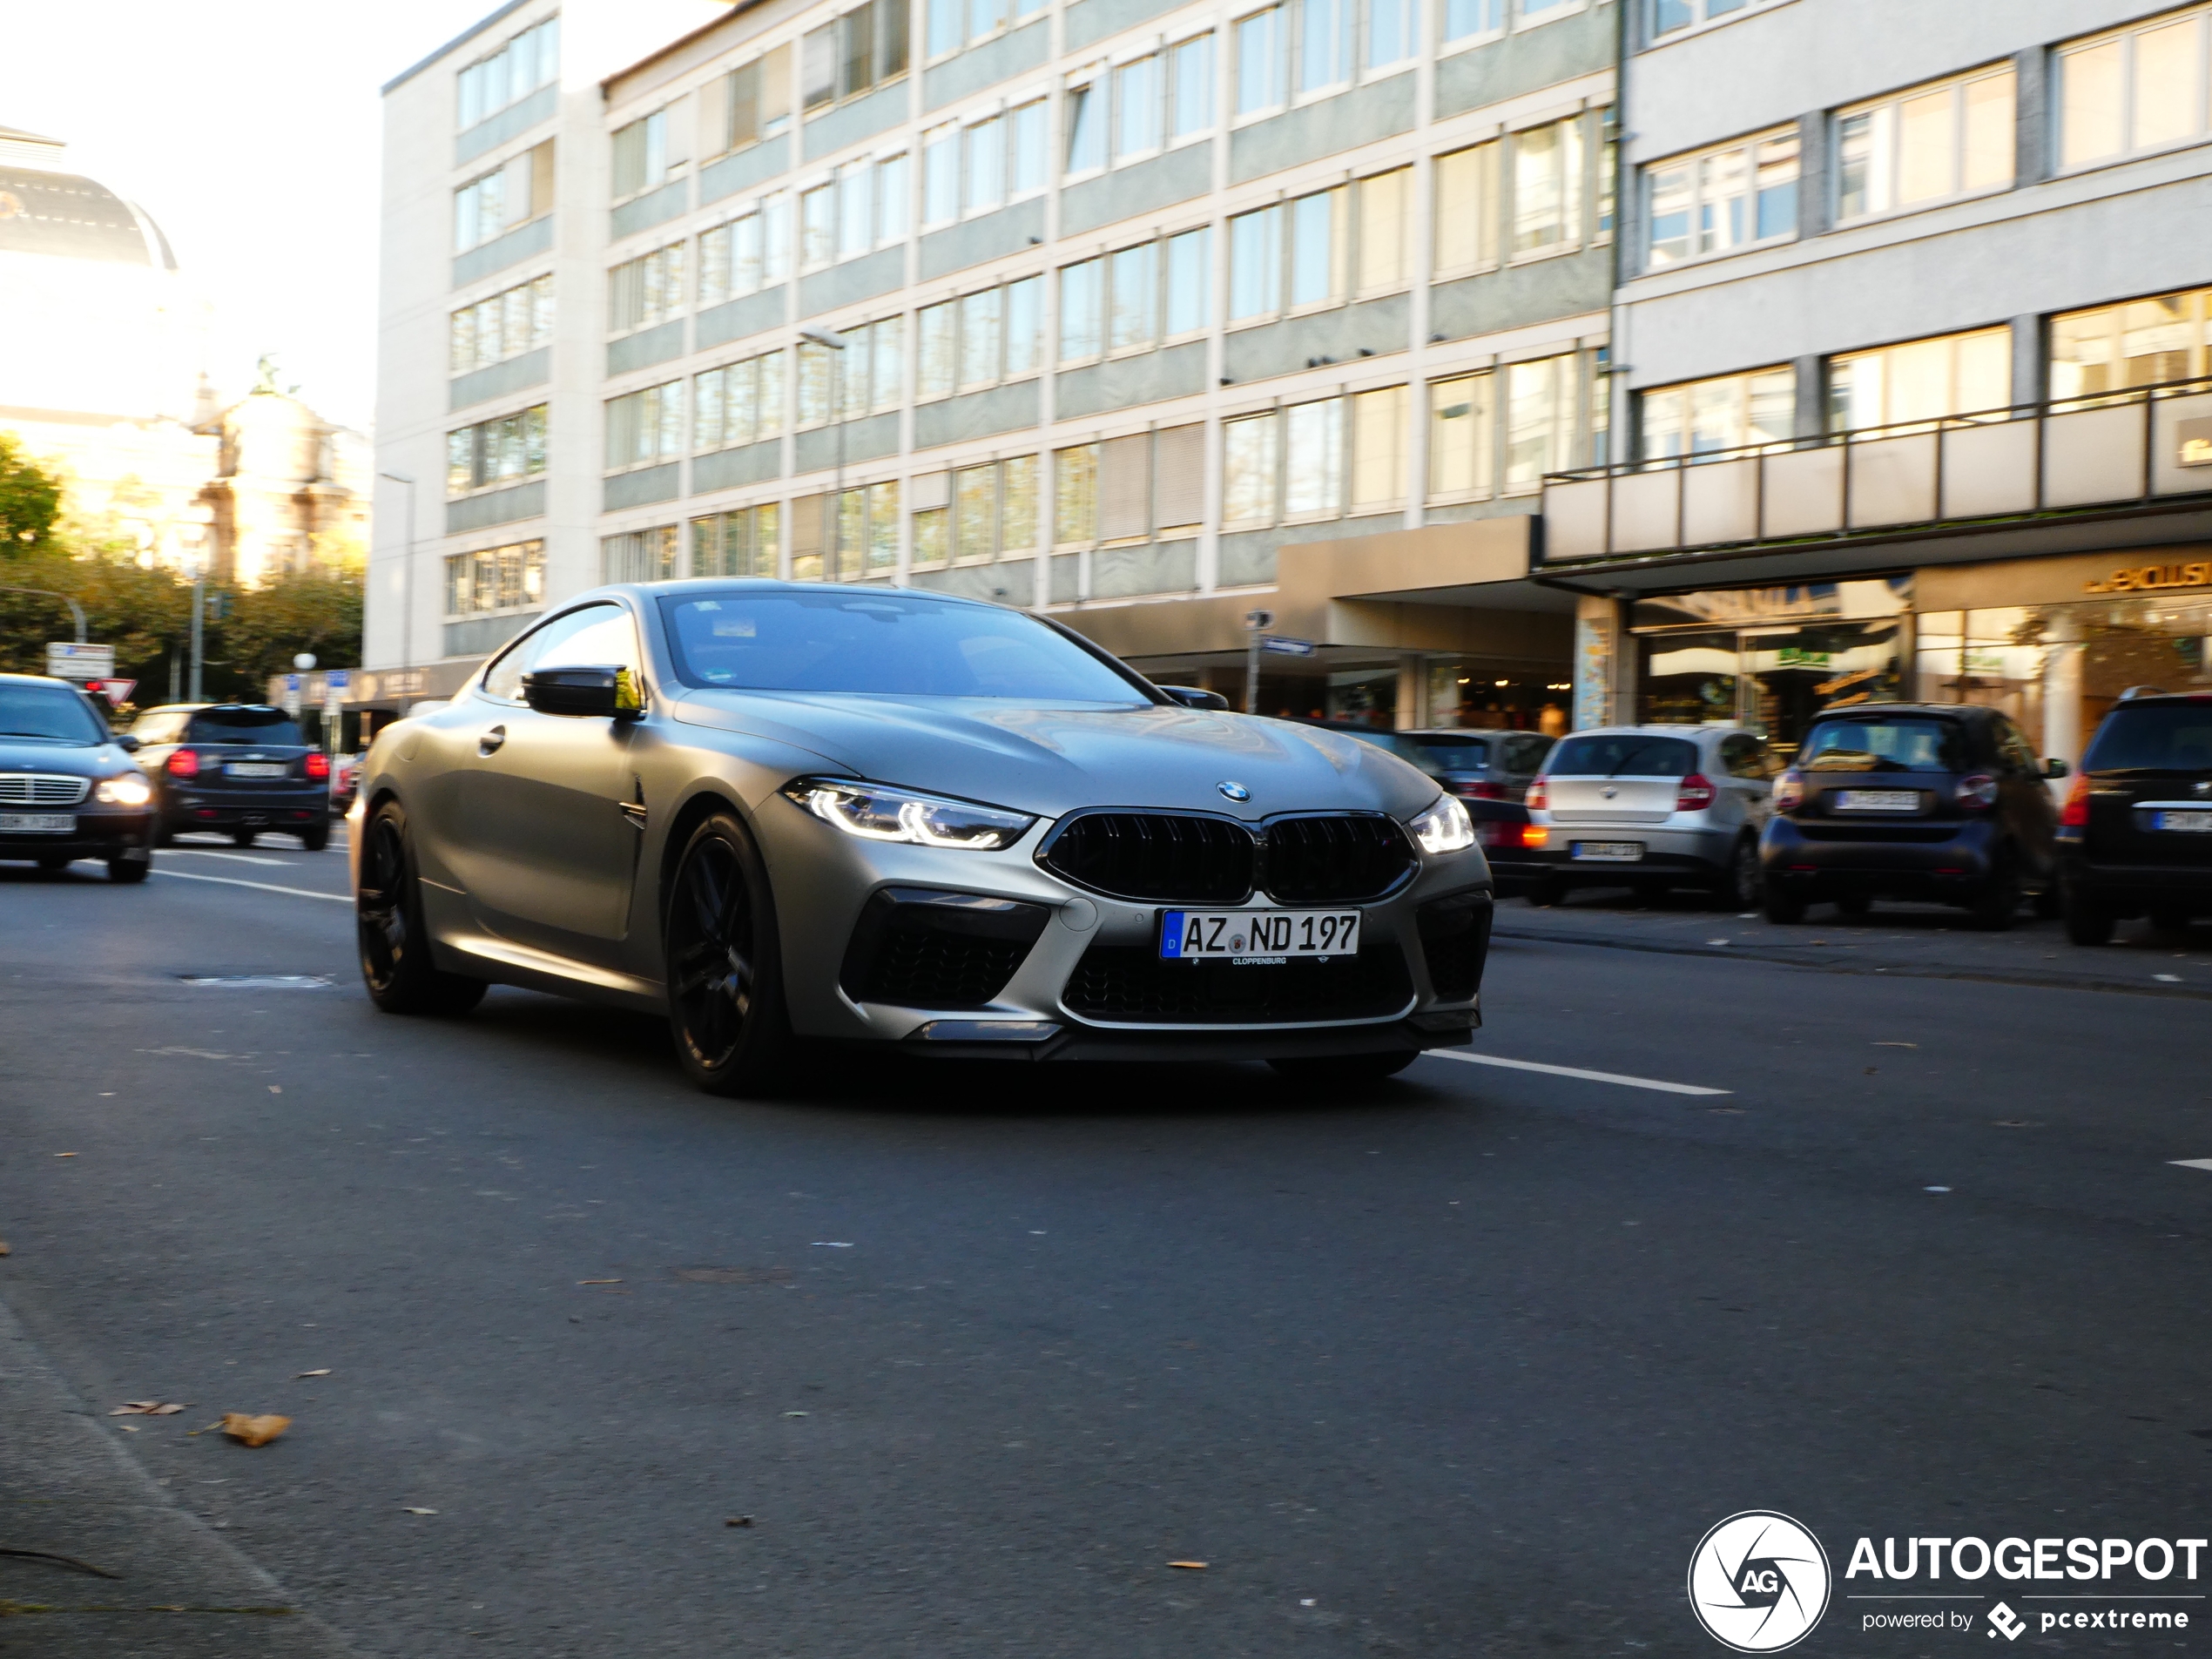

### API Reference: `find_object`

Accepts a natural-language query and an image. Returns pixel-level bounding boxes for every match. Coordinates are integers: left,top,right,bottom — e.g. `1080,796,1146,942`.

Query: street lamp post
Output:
379,471,416,671
0,586,86,643
801,328,846,579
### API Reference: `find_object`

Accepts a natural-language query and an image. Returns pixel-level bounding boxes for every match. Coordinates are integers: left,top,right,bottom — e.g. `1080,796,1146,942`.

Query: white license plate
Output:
2151,810,2212,833
1570,840,1644,862
1159,908,1361,961
226,762,287,779
1833,790,1921,813
0,813,74,833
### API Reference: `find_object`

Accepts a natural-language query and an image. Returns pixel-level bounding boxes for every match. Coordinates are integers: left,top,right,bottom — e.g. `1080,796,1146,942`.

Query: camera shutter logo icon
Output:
1688,1511,1831,1652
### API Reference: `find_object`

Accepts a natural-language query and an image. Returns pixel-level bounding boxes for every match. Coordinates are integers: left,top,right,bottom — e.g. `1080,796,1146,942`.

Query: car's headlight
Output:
780,778,1036,851
1408,792,1476,855
95,772,153,806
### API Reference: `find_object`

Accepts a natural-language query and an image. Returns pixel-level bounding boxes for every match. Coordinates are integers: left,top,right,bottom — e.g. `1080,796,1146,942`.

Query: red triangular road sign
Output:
99,679,136,705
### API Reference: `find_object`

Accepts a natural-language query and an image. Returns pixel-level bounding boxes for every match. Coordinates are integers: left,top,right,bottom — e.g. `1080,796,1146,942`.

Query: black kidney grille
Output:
1062,944,1414,1025
1261,815,1417,904
859,924,1033,1008
1040,813,1255,902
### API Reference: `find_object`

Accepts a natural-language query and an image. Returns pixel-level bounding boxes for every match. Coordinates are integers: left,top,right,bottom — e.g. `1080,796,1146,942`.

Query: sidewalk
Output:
0,1293,355,1658
1491,887,2212,1000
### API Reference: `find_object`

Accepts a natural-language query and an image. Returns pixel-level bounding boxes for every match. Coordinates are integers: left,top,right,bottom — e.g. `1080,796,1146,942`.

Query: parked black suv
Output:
2057,691,2212,945
128,704,331,849
1759,704,2064,928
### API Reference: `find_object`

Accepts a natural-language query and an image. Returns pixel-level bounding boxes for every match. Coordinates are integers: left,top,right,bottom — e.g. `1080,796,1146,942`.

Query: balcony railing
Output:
1541,376,2212,563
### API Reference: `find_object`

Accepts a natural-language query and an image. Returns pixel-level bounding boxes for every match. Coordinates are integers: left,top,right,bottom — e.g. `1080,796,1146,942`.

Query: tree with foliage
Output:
0,433,64,553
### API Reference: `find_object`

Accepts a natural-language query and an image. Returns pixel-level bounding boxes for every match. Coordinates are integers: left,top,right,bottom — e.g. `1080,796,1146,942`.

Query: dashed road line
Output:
2170,1158,2212,1173
1424,1049,1731,1096
163,848,303,868
151,868,350,904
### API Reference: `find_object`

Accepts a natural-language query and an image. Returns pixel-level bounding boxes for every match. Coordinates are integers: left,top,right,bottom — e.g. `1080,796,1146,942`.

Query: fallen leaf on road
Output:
110,1400,175,1415
782,1411,808,1418
1872,1041,1919,1049
269,1085,282,1094
148,1403,185,1416
295,1370,330,1379
401,1507,438,1516
1168,1561,1208,1570
810,1241,853,1248
54,1152,76,1158
577,1278,622,1285
0,1240,11,1255
219,1413,290,1447
725,1516,754,1527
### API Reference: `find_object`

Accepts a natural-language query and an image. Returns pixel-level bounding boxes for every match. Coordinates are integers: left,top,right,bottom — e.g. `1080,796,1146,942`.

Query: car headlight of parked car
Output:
95,772,153,806
780,778,1037,851
1408,792,1476,855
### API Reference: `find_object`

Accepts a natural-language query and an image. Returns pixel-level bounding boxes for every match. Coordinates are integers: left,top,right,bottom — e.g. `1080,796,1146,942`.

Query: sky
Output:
0,1,721,435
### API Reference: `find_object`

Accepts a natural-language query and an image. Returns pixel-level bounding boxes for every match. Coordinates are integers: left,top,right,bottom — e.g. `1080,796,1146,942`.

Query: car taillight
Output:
165,749,199,779
305,752,330,780
1676,772,1716,812
1521,824,1548,848
1455,779,1505,800
2060,772,2091,827
1773,769,1805,813
1526,776,1548,812
1957,773,2000,810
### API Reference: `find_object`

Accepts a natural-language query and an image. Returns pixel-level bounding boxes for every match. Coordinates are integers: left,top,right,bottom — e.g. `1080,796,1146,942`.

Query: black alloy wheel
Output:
300,821,330,853
2062,881,2114,946
1967,847,2020,932
356,803,485,1015
665,810,790,1097
1763,883,1807,924
1710,837,1761,910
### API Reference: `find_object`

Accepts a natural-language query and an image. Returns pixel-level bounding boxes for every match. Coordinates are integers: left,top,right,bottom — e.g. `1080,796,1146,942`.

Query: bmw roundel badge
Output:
1217,781,1251,802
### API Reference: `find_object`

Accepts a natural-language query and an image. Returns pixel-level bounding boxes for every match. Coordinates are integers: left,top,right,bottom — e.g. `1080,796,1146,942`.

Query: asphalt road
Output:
3,834,2209,1657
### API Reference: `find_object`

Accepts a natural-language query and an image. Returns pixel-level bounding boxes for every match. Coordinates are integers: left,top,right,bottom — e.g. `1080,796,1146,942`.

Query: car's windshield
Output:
1800,717,1965,773
658,590,1150,702
0,683,106,744
1546,733,1698,778
2084,704,2212,772
185,708,307,746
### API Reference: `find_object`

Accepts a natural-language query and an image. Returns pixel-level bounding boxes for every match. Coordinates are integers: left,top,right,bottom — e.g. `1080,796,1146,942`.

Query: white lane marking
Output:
152,868,350,904
164,848,298,868
1424,1049,1731,1097
2171,1159,2212,1173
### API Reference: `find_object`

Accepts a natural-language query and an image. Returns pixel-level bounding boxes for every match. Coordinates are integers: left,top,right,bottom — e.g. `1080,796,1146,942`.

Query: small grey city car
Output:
1522,723,1777,909
349,582,1496,1094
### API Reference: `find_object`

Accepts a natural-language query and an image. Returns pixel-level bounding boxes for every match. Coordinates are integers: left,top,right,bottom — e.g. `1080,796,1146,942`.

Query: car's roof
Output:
590,577,1010,612
2105,691,2212,708
1805,702,1988,721
1555,724,1739,738
0,671,82,689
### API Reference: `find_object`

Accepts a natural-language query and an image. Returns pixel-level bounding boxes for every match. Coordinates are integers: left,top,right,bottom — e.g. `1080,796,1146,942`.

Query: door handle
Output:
478,725,506,756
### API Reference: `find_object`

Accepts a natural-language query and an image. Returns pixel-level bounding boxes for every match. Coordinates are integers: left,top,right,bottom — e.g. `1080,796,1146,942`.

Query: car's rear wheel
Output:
2149,904,2192,941
1710,837,1761,910
2062,882,2114,946
36,854,70,873
1967,849,2020,931
665,809,791,1097
1764,885,1807,924
1525,874,1567,908
300,821,330,853
233,829,257,848
1834,892,1872,919
1268,1050,1420,1083
357,803,485,1015
107,856,149,884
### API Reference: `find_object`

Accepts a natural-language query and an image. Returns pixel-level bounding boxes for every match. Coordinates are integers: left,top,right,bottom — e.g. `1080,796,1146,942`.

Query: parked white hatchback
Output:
1523,725,1778,909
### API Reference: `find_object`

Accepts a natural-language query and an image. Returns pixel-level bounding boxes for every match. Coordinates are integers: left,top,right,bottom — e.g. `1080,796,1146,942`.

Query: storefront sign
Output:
2179,416,2212,468
2083,562,2212,595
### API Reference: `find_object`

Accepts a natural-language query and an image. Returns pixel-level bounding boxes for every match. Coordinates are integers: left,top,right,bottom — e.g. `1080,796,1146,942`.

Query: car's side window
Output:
1998,721,2038,776
1719,733,1764,780
482,604,633,703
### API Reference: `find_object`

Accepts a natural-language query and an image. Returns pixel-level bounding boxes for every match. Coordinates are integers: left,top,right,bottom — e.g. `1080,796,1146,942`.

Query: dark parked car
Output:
1760,704,2064,928
0,672,156,881
2056,691,2212,945
1292,722,1554,888
127,704,331,849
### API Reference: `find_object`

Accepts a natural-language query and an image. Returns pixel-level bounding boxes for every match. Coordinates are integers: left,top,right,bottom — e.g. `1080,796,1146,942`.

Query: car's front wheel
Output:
107,855,149,884
665,809,791,1097
357,803,485,1015
1710,836,1761,910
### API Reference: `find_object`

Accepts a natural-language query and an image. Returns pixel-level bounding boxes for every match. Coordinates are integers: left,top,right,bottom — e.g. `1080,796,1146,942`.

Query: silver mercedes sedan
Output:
347,581,1494,1095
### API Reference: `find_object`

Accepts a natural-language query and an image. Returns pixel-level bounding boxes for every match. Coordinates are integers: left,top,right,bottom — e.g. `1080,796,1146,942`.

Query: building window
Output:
800,184,836,267
2049,287,2212,401
691,505,781,577
1644,129,1797,268
450,274,553,376
1064,77,1105,175
1059,259,1106,361
443,539,546,617
913,456,1035,565
1349,384,1407,511
1368,0,1414,71
2059,7,2212,172
1228,204,1284,321
700,48,794,160
923,124,961,222
447,404,549,495
1290,186,1347,307
1433,141,1500,275
1837,64,2014,222
1637,367,1795,460
693,350,789,452
928,0,1043,60
1828,327,2012,433
921,274,1043,395
611,111,678,202
1503,354,1579,489
1440,0,1503,47
608,242,686,336
1299,0,1350,92
1284,398,1344,518
1053,443,1099,544
454,141,554,253
834,479,904,574
1651,0,1781,41
1427,372,1495,502
1222,411,1282,527
1234,6,1285,117
1115,54,1162,161
604,382,684,471
1170,35,1215,140
1357,167,1411,293
1164,226,1212,336
1511,117,1582,256
601,526,680,584
456,17,559,133
1108,242,1159,351
698,196,792,306
804,0,910,112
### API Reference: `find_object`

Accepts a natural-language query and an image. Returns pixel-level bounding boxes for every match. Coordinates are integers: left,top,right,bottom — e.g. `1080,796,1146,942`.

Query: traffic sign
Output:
1258,635,1317,657
97,678,136,706
325,669,351,694
46,642,114,681
283,672,303,718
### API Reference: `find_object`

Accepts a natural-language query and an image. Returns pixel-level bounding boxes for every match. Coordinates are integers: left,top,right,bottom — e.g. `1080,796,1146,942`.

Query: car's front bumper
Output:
0,806,153,862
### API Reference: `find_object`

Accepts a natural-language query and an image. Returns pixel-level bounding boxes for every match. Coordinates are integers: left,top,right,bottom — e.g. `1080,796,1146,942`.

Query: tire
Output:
36,854,71,873
1967,849,2020,932
2063,884,2114,946
356,802,486,1015
233,829,257,848
155,819,177,848
1268,1050,1420,1083
2033,881,2063,921
1834,892,1873,919
1763,885,1807,924
1526,874,1568,908
107,856,149,884
664,809,792,1097
1710,837,1761,910
2149,904,2192,942
300,821,330,853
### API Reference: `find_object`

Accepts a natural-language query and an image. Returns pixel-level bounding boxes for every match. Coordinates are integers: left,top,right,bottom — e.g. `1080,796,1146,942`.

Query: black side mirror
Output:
2044,757,2069,779
522,665,645,720
114,733,141,753
1157,685,1231,711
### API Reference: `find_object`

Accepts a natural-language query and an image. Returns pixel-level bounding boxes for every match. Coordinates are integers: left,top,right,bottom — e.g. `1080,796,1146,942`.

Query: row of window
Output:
1645,10,2212,273
802,0,910,111
443,539,548,617
448,404,550,496
454,140,553,255
449,274,554,375
456,16,558,134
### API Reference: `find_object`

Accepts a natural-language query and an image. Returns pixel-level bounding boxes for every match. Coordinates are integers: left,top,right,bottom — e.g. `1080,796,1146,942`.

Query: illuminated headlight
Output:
1408,792,1476,855
95,772,153,806
780,778,1035,851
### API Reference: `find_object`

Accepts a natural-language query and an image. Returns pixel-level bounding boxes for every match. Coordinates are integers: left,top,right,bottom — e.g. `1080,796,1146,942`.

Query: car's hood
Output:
0,737,125,779
670,691,1440,820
